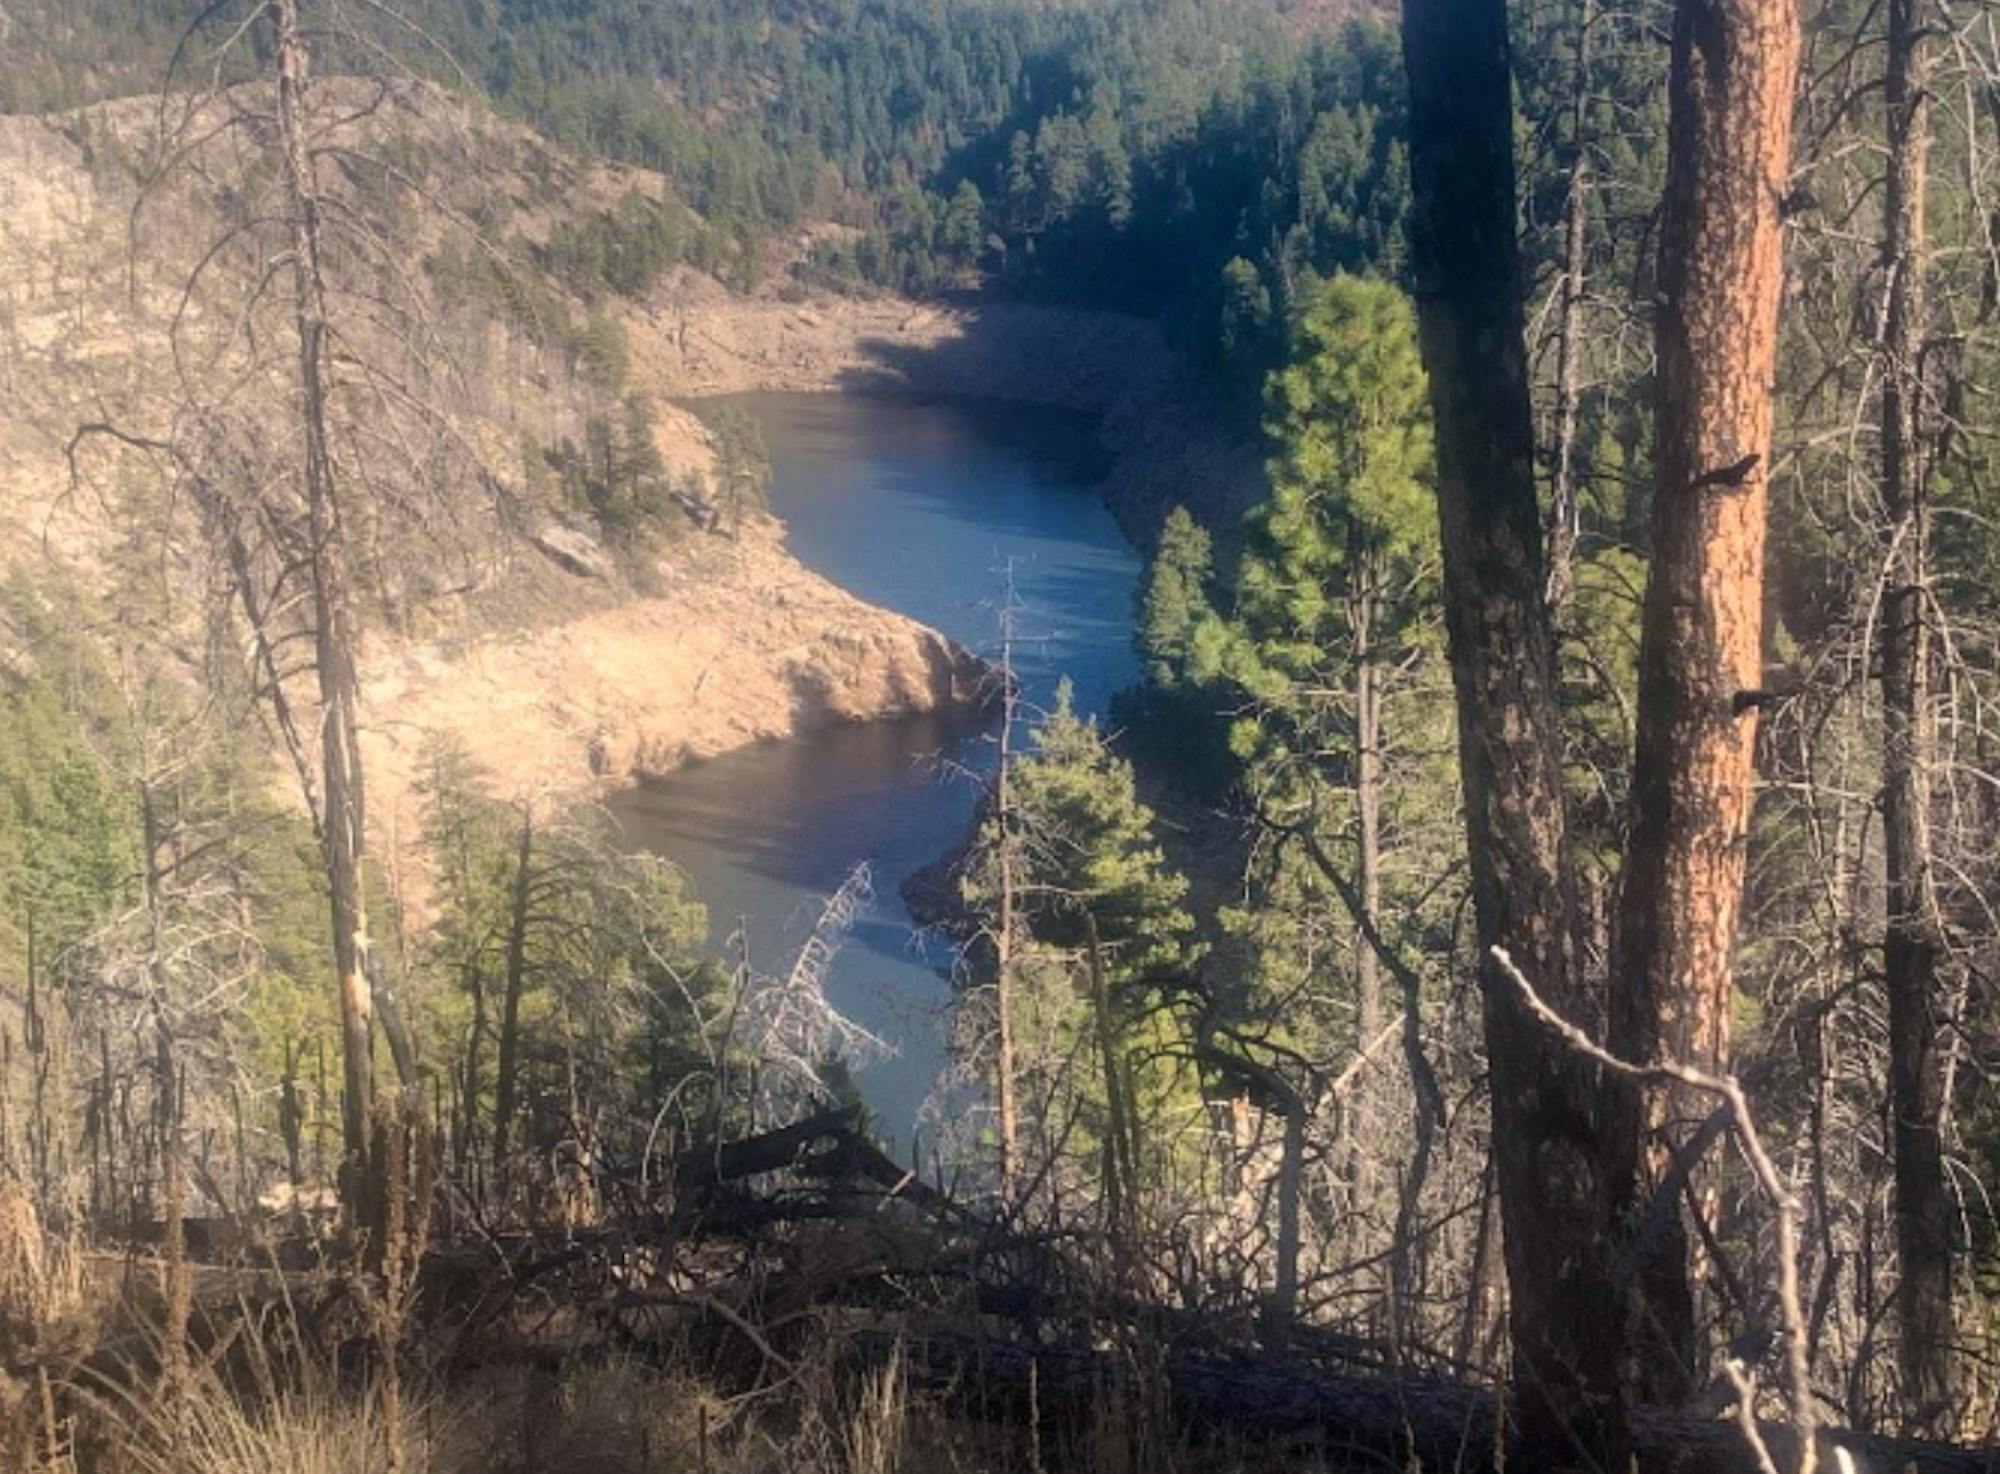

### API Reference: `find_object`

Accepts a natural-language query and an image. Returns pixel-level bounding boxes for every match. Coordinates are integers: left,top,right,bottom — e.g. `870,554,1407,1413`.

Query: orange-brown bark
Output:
1609,0,1800,1402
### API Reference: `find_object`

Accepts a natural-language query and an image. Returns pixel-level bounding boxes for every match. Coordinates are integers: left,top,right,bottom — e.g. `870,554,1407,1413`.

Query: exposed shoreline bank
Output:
359,516,991,816
627,271,1267,551
370,280,1260,826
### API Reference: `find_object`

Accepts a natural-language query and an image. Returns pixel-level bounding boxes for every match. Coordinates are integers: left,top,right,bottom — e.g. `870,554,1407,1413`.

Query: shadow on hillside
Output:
827,296,1169,420
821,301,1268,552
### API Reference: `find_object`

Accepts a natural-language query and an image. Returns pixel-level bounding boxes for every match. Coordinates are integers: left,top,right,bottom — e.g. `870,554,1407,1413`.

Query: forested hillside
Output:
0,49,997,1362
2,0,2000,1472
2,0,1408,406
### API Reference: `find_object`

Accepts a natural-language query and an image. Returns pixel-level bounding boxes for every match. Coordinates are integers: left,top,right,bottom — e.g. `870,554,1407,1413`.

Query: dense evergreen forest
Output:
1,0,1999,1472
1,0,1410,407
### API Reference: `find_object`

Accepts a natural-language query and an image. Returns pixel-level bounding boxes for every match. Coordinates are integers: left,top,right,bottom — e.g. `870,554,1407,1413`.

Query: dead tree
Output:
1878,0,1955,1433
490,800,537,1193
730,864,886,1131
86,0,494,1212
995,580,1022,1196
1545,0,1597,609
269,0,384,1198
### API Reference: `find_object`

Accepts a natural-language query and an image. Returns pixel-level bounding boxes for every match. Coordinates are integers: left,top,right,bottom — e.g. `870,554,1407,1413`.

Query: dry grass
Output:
45,1334,959,1474
0,1180,85,1360
487,1358,727,1474
106,1374,484,1474
15,1324,1359,1474
840,1341,909,1474
489,1346,927,1474
0,1244,1321,1474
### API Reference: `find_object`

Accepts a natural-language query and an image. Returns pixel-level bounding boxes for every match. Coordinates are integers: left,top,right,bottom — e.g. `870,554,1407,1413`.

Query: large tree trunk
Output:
1398,0,1624,1454
880,1330,2000,1474
459,961,487,1184
273,0,376,1202
1343,565,1381,1263
1608,0,1800,1403
1879,0,1954,1433
1084,914,1138,1289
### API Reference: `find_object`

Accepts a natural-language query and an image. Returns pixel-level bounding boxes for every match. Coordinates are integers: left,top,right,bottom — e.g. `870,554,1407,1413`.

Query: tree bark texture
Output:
1345,565,1381,1255
1399,0,1624,1453
1879,0,1955,1433
1608,0,1800,1403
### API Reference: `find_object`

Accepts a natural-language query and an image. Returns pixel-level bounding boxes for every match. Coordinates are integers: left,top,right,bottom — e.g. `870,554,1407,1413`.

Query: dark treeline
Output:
457,0,1412,407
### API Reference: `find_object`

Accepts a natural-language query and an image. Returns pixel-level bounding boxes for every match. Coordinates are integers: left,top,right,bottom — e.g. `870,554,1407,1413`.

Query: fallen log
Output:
676,1107,864,1189
861,1328,2000,1474
451,1113,2000,1473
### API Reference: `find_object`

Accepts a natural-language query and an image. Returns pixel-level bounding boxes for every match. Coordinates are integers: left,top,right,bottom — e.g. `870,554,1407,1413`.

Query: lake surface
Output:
608,394,1142,1144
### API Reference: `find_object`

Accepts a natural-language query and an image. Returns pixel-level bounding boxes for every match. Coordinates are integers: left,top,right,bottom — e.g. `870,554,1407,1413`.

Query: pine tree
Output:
962,681,1199,1196
1137,507,1214,692
1196,276,1449,1293
941,179,987,272
1196,273,1440,970
1005,683,1191,975
1401,0,1622,1442
708,405,771,539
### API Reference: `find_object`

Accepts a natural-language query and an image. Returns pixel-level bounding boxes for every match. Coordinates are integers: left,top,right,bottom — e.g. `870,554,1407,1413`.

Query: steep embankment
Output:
0,80,1255,863
365,513,982,796
0,97,983,840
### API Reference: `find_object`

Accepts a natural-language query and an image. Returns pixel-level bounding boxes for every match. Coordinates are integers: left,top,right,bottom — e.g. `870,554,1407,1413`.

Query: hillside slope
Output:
0,88,984,848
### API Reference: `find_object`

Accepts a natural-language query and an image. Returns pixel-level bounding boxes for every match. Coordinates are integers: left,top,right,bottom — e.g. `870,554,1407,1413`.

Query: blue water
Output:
608,394,1141,1143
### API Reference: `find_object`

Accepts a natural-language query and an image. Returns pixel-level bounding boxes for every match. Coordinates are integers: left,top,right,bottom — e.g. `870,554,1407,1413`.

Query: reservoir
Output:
609,393,1143,1144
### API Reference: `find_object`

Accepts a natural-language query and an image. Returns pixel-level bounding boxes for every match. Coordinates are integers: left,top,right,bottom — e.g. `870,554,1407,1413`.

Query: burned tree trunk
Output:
1546,0,1595,608
271,0,377,1198
1399,0,1623,1453
1608,0,1800,1402
1879,0,1955,1433
995,598,1021,1198
492,804,535,1189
